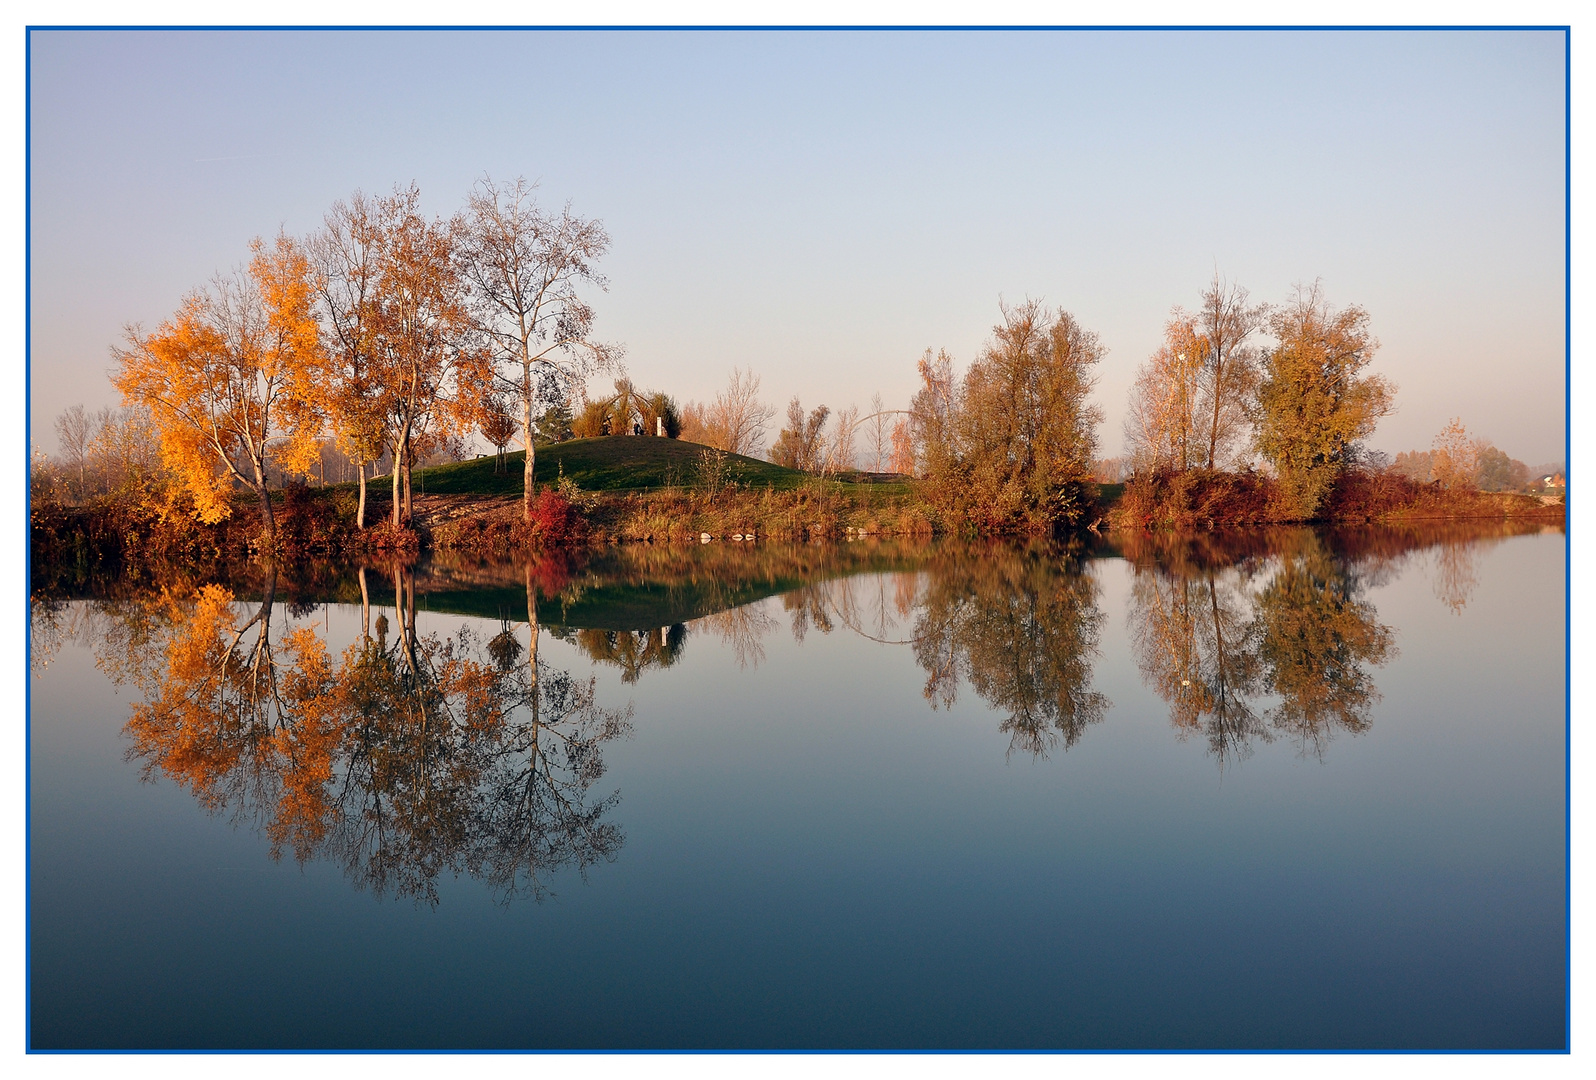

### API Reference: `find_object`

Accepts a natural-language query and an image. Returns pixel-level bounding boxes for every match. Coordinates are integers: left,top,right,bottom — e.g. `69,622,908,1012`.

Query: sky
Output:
27,28,1568,464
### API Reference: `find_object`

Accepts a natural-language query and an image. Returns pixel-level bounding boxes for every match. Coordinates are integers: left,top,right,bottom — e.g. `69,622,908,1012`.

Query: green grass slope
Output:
405,436,809,496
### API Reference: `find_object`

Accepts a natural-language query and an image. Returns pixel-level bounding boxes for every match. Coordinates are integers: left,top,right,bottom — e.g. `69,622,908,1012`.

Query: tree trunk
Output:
403,451,413,524
250,460,276,542
522,374,536,524
391,443,403,529
356,464,367,530
258,485,276,540
525,557,540,699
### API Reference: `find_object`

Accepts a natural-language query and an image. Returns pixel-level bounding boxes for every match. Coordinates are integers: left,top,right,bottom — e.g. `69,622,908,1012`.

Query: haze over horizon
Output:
27,28,1567,466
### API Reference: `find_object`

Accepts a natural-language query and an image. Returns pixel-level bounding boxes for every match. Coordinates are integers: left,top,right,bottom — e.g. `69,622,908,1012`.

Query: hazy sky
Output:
27,28,1567,464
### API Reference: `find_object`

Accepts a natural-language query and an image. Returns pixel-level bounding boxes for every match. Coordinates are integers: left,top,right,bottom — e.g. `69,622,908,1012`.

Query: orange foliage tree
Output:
361,185,491,528
111,233,324,540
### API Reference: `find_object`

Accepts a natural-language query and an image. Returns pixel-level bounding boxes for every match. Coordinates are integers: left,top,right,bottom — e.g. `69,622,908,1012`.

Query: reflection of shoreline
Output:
31,522,1551,779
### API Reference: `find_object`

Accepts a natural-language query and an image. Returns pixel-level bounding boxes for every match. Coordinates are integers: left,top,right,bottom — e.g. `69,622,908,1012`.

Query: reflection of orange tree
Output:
111,563,630,905
1125,531,1395,764
911,542,1110,759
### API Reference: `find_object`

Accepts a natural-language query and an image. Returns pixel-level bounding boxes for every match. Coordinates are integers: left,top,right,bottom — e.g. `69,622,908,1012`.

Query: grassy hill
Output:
404,436,837,496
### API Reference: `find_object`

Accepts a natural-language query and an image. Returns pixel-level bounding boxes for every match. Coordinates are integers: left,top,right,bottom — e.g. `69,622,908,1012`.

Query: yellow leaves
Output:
156,422,234,524
111,232,329,529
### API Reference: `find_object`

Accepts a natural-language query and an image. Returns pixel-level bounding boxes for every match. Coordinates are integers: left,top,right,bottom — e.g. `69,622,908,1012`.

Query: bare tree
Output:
824,404,860,475
54,405,93,492
680,368,776,457
459,175,621,522
713,367,776,457
1194,274,1268,469
866,392,889,472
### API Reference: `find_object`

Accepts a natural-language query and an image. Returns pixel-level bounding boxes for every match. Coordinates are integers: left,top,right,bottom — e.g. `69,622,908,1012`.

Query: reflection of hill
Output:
418,539,943,631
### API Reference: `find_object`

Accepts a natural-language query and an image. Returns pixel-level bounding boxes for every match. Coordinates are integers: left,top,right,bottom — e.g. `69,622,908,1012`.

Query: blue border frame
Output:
21,22,1575,1056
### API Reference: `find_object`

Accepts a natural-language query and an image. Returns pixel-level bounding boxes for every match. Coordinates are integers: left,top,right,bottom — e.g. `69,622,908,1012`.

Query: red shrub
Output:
525,489,585,546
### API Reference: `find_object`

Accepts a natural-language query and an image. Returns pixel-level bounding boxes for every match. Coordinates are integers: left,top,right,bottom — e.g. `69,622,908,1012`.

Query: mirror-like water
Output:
28,525,1566,1050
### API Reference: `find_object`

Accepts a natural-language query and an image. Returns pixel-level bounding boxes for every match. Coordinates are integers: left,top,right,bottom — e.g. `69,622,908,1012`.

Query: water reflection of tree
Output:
1255,540,1394,759
912,544,1110,759
107,561,631,905
1130,561,1266,766
558,625,689,682
1124,531,1394,764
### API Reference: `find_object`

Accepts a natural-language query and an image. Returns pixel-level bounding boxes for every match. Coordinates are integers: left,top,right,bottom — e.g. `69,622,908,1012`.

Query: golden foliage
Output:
111,233,327,534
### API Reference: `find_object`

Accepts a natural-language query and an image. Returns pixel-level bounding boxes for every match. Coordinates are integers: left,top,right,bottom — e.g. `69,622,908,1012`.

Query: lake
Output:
27,524,1567,1050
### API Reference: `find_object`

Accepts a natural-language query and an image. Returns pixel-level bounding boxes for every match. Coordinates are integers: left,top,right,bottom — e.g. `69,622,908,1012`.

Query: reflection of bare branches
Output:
783,585,834,643
29,595,95,676
1129,566,1267,771
696,603,775,670
1430,540,1481,615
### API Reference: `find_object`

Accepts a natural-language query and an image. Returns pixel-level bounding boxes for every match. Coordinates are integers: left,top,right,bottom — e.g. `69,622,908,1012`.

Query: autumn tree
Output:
1123,314,1204,472
906,348,957,480
481,395,520,472
311,191,392,529
1193,274,1268,469
679,368,776,456
920,301,1105,530
1430,418,1482,490
459,176,619,523
771,398,830,471
112,233,324,539
1253,283,1394,517
888,418,915,475
360,185,491,528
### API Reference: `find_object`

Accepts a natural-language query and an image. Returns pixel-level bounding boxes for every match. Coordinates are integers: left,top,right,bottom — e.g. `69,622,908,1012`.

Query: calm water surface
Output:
28,526,1566,1050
